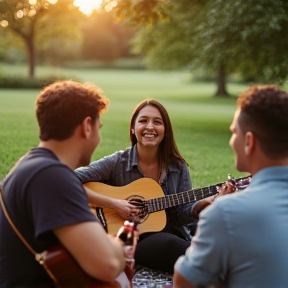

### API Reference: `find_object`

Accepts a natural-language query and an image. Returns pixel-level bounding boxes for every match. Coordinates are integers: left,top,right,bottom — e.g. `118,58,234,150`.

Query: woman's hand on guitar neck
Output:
215,180,237,198
192,180,237,218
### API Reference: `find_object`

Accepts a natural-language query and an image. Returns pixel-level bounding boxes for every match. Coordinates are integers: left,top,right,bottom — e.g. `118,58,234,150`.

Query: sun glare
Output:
73,0,103,15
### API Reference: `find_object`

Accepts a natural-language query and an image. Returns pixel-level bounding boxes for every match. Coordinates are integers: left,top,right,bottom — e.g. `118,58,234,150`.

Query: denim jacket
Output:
75,145,198,240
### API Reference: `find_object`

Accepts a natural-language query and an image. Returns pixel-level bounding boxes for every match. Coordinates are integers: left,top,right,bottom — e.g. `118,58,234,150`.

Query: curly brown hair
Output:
237,85,288,158
36,80,109,141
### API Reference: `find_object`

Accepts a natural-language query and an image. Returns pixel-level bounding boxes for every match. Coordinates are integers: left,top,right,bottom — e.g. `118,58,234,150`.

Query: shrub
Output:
0,73,81,89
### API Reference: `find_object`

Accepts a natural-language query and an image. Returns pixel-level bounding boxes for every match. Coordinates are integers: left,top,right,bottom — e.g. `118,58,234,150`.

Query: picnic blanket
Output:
132,266,173,288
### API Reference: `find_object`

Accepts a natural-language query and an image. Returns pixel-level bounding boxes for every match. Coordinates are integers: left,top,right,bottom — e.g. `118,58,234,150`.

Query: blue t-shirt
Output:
175,166,288,288
0,148,98,288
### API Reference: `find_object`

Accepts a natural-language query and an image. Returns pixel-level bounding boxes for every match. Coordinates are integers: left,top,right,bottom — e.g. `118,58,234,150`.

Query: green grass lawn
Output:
0,64,250,188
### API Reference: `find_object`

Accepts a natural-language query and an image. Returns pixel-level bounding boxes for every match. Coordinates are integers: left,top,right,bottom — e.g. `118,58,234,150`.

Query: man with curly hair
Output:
0,81,127,287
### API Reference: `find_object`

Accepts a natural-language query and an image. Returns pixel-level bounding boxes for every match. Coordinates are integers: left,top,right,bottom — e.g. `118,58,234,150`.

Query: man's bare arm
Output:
174,271,197,288
54,221,125,282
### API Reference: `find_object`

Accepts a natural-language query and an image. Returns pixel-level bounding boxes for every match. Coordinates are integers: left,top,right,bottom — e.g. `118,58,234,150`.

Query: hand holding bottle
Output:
116,220,139,282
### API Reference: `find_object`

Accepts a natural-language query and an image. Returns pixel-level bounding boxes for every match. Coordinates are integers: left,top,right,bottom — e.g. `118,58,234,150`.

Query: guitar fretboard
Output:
145,176,251,213
145,185,218,213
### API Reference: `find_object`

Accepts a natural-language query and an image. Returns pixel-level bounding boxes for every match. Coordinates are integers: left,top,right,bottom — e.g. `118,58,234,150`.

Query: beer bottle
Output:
117,221,134,263
117,220,139,283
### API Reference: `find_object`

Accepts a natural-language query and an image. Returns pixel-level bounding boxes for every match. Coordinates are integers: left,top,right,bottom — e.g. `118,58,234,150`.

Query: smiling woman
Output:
73,0,103,15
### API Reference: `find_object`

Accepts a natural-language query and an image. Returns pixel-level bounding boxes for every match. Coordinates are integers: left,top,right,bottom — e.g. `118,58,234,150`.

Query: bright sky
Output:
73,0,103,15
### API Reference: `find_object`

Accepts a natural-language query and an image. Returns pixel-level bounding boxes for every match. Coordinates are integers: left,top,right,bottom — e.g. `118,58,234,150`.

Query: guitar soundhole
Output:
127,195,148,223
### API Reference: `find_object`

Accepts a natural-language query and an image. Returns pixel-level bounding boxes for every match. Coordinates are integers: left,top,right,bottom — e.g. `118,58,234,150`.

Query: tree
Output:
0,25,25,62
106,0,288,97
0,0,83,78
81,10,134,63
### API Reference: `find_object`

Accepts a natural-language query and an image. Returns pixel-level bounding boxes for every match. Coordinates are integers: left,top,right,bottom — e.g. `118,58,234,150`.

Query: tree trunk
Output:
214,63,229,97
24,34,35,79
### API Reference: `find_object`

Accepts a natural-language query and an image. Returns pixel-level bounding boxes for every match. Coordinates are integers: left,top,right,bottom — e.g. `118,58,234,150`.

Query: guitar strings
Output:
145,176,251,213
146,187,217,212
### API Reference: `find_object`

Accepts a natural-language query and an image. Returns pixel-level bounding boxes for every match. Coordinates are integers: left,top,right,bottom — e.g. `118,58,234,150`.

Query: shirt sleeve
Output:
174,201,229,286
74,154,117,183
26,165,99,240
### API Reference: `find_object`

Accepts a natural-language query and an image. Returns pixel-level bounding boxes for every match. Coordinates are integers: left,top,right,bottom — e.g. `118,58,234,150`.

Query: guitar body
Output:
85,175,251,237
85,178,166,236
40,243,129,288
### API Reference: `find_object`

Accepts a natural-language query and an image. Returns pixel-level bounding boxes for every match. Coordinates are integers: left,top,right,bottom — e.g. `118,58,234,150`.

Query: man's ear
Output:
244,131,255,155
81,117,92,139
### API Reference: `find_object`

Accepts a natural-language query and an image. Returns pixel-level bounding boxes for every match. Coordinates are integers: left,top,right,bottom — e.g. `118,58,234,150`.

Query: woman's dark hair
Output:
129,99,187,169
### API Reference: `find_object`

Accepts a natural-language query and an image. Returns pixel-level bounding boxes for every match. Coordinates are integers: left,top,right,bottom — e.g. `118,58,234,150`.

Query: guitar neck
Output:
145,176,251,213
146,184,219,213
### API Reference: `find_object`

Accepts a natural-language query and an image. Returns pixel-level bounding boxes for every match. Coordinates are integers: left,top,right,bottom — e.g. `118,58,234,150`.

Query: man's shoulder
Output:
206,187,259,224
23,147,61,167
12,149,73,188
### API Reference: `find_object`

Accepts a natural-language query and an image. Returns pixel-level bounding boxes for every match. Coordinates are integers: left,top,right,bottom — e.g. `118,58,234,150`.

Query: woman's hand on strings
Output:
112,199,139,219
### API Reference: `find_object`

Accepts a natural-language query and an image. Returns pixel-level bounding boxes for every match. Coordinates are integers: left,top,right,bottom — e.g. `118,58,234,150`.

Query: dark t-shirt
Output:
0,148,98,287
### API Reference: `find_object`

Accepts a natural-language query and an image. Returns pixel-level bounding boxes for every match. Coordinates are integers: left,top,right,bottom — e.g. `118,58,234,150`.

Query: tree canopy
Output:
0,0,83,78
81,10,134,62
107,0,288,96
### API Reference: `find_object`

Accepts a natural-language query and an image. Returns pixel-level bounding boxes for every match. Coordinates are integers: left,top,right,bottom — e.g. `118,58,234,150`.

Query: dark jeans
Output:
134,232,190,274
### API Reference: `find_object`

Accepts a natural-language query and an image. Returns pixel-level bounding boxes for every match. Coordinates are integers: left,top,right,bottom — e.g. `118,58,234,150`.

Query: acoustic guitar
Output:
85,175,251,236
39,243,130,288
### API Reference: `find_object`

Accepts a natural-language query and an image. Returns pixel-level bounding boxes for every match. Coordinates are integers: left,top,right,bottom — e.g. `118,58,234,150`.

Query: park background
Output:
1,0,288,188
